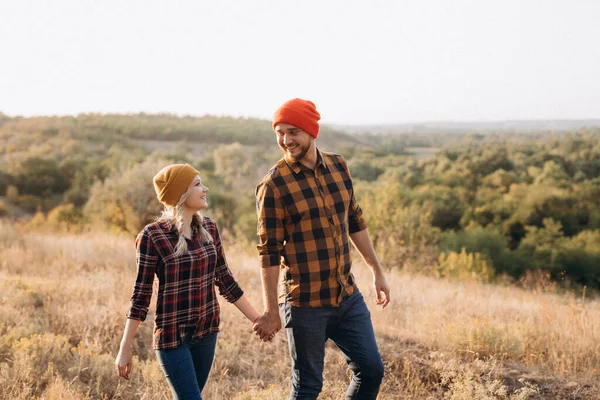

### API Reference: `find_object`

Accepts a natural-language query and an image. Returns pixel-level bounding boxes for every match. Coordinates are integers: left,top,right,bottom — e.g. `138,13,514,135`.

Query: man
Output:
253,98,390,400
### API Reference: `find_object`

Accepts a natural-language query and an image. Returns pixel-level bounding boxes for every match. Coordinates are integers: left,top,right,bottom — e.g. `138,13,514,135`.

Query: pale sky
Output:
1,0,599,124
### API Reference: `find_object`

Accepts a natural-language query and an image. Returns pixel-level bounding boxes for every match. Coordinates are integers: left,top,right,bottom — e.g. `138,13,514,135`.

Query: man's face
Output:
275,123,314,162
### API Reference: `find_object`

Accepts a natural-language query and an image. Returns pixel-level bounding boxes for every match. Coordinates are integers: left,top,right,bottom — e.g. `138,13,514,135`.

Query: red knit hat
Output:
272,98,321,138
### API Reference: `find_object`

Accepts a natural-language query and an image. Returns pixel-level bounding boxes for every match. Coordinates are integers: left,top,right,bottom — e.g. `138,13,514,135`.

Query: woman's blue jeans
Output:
155,331,218,400
281,291,385,400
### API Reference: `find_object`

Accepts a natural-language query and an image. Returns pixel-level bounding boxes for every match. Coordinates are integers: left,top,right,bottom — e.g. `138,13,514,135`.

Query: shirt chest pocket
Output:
283,188,324,226
309,176,350,223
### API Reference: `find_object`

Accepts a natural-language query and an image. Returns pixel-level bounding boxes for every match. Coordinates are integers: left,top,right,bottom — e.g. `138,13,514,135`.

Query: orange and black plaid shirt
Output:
256,149,367,307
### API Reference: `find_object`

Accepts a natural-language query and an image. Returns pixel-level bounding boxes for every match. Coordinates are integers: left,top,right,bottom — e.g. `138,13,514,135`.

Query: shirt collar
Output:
167,214,201,236
285,148,329,175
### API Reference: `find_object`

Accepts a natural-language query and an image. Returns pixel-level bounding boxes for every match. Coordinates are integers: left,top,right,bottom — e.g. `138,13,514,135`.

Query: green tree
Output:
11,157,69,198
517,218,565,276
439,227,523,277
347,158,384,182
84,159,166,234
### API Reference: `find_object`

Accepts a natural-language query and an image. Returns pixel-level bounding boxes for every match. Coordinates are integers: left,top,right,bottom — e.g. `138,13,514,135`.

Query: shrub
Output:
5,333,73,395
437,248,495,283
84,159,166,234
557,230,600,288
347,158,384,182
518,221,600,289
6,185,19,201
11,333,72,373
517,218,565,276
439,227,524,277
356,181,440,270
11,157,69,198
413,185,466,230
0,200,8,216
47,203,84,231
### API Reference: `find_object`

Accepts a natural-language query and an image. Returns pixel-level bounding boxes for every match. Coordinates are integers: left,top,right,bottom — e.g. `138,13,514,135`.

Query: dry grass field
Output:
1,220,600,399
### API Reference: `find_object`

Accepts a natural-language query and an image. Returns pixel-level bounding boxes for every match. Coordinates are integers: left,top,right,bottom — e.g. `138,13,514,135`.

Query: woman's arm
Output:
232,294,261,323
116,228,158,379
115,318,142,379
212,222,245,302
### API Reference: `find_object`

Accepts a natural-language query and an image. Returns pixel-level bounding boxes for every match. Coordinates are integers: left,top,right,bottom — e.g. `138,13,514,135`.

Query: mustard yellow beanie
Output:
153,164,200,206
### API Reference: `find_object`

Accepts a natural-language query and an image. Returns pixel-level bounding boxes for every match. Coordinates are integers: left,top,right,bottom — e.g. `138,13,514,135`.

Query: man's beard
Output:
284,144,310,162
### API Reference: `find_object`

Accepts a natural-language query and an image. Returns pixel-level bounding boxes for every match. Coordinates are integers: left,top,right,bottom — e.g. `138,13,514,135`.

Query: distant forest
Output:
1,113,600,290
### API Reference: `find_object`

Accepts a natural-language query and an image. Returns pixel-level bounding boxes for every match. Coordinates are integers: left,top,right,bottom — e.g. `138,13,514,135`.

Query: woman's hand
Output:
115,345,133,379
253,311,282,342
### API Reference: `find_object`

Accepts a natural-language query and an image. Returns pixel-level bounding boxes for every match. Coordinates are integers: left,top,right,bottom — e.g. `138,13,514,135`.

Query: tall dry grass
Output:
1,219,599,399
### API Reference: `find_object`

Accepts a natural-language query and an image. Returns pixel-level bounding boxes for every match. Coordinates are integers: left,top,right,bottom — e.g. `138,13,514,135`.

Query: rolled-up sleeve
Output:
256,180,285,268
213,223,244,303
348,192,367,233
126,229,158,322
339,156,367,234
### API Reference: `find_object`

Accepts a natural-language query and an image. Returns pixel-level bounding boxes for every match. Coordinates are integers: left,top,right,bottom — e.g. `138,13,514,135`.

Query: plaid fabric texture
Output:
127,216,243,350
256,149,367,307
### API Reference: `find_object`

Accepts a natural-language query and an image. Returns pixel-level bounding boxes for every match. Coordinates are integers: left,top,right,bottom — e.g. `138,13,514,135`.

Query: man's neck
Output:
298,146,318,170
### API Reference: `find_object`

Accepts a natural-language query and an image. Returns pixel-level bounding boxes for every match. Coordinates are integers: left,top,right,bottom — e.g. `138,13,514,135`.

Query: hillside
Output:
1,223,599,399
334,119,600,135
0,113,369,160
1,113,599,294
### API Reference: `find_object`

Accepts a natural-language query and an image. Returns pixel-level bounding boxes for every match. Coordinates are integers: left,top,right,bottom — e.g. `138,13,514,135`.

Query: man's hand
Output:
349,229,391,309
253,311,282,342
373,274,390,308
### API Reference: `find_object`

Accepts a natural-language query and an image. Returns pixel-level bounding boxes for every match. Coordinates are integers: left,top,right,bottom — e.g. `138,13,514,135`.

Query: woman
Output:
115,163,261,400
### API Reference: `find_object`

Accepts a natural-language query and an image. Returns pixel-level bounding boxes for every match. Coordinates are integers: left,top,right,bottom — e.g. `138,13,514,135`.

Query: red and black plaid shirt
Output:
256,149,367,307
127,216,243,350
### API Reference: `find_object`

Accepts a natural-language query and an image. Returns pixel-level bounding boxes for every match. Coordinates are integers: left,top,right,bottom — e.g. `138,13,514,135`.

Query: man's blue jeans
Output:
155,331,217,400
280,291,384,400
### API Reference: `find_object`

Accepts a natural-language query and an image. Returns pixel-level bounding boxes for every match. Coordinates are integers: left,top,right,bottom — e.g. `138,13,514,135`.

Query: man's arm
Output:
253,265,282,341
253,180,284,341
339,154,390,308
349,229,390,308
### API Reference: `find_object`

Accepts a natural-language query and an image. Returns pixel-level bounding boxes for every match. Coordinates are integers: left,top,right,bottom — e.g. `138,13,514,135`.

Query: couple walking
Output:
115,98,391,400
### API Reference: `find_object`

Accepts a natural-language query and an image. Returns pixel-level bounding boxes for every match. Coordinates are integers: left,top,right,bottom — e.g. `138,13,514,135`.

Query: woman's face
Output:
183,175,209,211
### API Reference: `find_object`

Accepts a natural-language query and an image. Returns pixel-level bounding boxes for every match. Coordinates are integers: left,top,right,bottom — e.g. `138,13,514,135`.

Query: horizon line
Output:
2,110,600,128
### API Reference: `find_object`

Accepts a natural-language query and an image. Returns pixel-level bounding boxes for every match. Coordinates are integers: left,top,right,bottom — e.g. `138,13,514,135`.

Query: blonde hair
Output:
157,187,213,257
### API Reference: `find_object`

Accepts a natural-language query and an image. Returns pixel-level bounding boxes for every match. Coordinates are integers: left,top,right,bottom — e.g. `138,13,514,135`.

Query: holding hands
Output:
253,311,281,342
